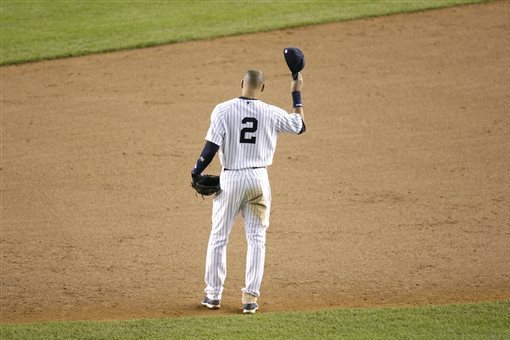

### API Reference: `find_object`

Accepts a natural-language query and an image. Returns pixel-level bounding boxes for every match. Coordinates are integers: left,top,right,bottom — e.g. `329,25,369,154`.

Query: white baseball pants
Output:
204,168,271,300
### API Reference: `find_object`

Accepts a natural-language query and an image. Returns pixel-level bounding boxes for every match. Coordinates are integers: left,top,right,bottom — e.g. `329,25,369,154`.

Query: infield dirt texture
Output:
1,1,509,323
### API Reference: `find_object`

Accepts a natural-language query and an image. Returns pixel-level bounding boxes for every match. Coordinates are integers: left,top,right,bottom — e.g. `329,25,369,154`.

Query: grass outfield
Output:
0,0,487,65
1,302,509,339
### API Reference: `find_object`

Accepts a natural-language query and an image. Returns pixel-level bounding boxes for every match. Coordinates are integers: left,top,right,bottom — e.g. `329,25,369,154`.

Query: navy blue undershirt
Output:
192,141,219,178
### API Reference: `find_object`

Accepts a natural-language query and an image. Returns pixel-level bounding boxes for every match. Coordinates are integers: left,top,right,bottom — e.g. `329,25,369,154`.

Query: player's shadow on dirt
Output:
190,304,245,316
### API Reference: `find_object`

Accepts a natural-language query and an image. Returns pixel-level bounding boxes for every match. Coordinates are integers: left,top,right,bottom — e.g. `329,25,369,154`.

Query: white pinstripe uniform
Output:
204,97,303,301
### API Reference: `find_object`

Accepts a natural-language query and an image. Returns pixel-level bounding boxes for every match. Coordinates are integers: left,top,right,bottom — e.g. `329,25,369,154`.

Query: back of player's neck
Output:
241,89,259,99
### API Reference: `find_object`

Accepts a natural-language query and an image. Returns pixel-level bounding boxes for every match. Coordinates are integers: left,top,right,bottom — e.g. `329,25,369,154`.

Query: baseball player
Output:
191,69,305,314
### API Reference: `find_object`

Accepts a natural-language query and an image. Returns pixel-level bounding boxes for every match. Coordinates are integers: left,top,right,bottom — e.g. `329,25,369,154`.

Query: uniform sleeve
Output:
205,106,225,146
274,106,303,134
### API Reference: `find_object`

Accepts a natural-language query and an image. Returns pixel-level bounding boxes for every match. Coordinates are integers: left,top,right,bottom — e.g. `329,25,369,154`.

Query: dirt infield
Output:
1,1,509,323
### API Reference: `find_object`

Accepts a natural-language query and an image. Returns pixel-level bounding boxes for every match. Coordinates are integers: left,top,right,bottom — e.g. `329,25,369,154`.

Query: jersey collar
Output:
239,96,259,100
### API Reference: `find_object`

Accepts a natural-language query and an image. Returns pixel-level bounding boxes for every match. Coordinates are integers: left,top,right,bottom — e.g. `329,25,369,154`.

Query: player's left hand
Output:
191,174,221,197
191,171,203,183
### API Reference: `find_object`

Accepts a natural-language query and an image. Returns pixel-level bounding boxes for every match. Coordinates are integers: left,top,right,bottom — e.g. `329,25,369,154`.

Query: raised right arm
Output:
291,73,305,134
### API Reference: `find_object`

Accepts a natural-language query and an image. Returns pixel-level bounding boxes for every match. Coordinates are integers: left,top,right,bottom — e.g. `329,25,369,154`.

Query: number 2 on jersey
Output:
240,117,258,144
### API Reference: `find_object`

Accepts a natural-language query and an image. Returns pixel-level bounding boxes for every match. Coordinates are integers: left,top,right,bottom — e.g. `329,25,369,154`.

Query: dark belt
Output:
224,166,266,171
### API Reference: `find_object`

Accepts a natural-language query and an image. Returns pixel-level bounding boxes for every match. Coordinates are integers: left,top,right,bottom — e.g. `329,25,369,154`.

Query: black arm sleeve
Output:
191,141,220,177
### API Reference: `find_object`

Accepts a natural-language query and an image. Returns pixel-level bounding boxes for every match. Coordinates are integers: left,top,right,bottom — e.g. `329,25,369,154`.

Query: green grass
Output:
1,301,509,339
0,0,487,65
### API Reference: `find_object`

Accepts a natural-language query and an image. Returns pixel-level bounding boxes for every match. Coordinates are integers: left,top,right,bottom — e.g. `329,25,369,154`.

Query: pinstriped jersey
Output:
205,97,303,170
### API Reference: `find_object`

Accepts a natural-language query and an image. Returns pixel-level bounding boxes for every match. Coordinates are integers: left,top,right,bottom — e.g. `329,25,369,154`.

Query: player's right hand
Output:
291,73,303,92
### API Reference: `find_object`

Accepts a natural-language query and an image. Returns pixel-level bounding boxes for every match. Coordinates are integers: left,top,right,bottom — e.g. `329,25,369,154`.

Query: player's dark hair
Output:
244,70,264,89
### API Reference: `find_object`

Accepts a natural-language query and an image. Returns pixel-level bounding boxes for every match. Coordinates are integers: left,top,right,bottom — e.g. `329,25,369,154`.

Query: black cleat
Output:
201,296,221,310
243,303,259,314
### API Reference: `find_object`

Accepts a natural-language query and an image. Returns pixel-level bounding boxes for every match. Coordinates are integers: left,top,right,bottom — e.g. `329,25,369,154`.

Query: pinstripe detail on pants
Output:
204,168,271,300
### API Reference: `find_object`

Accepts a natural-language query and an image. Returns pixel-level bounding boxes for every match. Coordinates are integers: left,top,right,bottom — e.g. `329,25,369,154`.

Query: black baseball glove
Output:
191,174,221,197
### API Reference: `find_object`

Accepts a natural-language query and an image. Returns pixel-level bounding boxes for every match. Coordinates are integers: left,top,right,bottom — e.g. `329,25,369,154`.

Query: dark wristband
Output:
292,91,302,108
